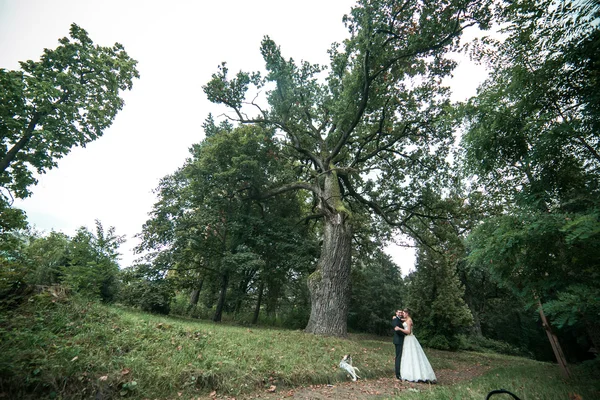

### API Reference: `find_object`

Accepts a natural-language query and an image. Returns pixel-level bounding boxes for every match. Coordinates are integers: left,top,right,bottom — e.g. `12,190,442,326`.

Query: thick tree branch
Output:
0,112,41,174
338,173,413,228
327,50,373,164
575,135,600,163
255,181,318,200
1,90,70,175
372,14,473,82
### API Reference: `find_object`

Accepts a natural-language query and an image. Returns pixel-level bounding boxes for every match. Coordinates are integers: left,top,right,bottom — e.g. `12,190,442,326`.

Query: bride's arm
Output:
398,320,412,335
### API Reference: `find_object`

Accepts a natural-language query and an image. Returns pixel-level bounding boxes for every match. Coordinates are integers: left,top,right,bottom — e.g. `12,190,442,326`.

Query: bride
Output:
395,309,437,383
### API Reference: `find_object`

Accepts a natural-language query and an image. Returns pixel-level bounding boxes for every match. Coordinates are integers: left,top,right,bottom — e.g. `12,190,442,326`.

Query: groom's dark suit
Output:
392,316,405,379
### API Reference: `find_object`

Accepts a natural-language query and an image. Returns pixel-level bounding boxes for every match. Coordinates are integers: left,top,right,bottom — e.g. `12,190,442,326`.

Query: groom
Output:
392,309,405,380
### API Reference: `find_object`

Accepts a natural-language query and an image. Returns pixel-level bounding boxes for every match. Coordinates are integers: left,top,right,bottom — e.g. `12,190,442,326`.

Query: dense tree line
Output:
1,0,598,369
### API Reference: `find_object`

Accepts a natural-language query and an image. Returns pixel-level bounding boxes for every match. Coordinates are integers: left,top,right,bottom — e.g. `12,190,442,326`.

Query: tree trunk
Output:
584,319,600,357
266,276,281,317
470,309,483,337
187,279,203,312
188,289,200,308
213,271,229,322
234,269,256,315
0,113,41,175
252,279,264,324
537,298,571,379
305,211,352,336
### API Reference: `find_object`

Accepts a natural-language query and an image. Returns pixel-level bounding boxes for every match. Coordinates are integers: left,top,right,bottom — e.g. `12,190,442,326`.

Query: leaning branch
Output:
1,90,70,175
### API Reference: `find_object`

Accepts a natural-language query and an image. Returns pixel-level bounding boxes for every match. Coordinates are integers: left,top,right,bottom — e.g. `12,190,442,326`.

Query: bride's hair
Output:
403,308,415,325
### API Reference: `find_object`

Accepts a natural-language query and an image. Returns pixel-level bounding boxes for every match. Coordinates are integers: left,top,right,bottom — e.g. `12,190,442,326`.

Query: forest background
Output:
1,0,599,388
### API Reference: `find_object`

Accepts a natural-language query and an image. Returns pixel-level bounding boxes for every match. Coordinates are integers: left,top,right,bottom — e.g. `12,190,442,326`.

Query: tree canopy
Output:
462,0,600,356
0,23,139,200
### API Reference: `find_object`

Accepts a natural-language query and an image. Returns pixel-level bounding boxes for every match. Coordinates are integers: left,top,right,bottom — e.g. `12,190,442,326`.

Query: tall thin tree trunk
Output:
188,289,200,308
471,310,483,337
538,298,571,379
213,271,229,322
584,319,600,356
234,269,256,315
252,279,264,325
0,113,41,174
187,279,203,312
266,277,281,317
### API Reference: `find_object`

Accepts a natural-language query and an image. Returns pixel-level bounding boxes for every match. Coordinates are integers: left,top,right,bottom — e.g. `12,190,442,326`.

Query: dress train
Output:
400,323,437,383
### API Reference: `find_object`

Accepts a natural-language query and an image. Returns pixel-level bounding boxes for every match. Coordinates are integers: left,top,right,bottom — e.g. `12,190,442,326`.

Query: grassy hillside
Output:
1,292,598,399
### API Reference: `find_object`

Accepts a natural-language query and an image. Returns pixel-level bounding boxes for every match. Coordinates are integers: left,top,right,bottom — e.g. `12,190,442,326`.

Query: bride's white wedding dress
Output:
400,322,437,383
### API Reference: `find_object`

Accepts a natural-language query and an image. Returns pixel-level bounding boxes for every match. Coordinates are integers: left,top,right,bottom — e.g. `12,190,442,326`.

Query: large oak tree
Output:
203,0,493,335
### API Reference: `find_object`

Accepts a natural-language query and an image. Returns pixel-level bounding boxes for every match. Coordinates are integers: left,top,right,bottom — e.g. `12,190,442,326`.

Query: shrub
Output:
119,279,173,314
458,334,534,358
426,334,451,350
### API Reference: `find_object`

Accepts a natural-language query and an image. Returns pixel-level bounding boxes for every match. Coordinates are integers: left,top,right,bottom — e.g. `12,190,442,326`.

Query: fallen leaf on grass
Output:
267,385,276,392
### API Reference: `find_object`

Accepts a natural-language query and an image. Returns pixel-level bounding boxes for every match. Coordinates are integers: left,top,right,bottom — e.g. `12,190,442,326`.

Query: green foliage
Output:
392,360,599,400
0,220,124,308
24,230,70,285
0,205,30,308
348,249,404,335
0,260,29,310
0,23,139,198
426,334,452,351
169,292,213,320
397,191,475,350
138,123,317,322
460,0,600,357
60,221,124,302
466,210,600,357
459,263,553,360
543,285,600,329
467,211,598,301
404,251,474,351
455,334,533,358
0,197,27,235
118,264,174,314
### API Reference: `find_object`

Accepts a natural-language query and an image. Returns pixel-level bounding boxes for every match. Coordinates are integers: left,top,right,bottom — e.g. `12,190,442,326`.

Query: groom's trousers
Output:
395,343,403,378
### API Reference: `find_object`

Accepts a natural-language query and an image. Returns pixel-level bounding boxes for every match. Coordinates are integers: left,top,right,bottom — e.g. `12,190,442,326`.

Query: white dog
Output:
339,354,360,381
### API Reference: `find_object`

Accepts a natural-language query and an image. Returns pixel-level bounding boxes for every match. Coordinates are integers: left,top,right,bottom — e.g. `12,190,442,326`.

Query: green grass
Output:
388,361,599,400
1,293,598,399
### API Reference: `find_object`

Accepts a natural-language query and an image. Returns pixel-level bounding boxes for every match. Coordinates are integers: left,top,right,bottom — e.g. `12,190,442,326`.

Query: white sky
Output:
1,0,487,275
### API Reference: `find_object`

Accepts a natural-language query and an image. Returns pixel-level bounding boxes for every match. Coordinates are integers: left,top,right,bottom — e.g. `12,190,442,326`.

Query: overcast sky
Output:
1,0,487,275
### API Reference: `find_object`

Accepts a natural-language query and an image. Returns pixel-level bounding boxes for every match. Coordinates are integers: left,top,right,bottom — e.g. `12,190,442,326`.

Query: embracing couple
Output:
392,309,437,383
